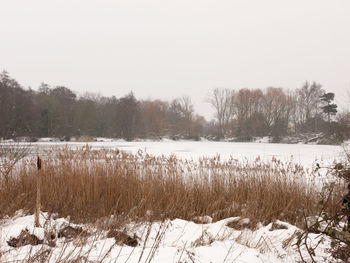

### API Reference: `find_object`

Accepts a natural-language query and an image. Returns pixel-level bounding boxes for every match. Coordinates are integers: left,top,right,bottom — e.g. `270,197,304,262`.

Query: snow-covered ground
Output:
0,212,332,263
28,140,344,169
1,140,346,262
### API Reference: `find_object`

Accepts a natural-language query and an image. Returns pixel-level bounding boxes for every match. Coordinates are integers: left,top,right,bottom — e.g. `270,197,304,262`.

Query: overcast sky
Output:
1,0,350,119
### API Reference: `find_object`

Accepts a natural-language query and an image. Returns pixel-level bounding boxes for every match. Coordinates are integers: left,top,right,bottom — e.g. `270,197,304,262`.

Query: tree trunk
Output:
35,156,42,227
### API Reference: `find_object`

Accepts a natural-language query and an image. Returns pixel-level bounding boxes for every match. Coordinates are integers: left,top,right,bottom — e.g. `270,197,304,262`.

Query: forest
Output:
0,70,349,143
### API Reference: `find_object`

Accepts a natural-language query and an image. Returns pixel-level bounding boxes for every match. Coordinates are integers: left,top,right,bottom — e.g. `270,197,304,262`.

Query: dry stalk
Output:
35,156,42,227
0,147,341,229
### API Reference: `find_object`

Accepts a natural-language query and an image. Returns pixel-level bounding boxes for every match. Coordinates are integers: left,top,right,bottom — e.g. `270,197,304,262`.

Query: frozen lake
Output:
27,140,345,169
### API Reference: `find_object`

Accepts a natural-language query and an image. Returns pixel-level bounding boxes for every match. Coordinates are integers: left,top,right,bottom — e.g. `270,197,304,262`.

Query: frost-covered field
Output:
31,140,343,169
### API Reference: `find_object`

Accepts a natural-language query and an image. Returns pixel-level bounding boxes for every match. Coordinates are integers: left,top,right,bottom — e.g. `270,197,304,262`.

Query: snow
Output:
1,140,345,262
0,138,15,143
27,140,344,169
0,213,332,262
37,137,60,142
253,136,271,143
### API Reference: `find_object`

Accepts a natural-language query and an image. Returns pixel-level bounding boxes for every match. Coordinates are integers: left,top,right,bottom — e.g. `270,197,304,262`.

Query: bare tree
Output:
140,99,168,137
178,96,194,122
167,96,197,138
208,88,234,138
285,90,298,134
264,87,288,140
297,81,324,132
234,88,265,137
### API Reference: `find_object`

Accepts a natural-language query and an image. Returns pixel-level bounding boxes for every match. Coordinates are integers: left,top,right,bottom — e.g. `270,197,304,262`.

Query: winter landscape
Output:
0,140,349,262
2,0,350,262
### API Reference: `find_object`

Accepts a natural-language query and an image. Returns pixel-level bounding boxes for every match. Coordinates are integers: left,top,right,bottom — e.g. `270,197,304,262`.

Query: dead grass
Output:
0,146,344,228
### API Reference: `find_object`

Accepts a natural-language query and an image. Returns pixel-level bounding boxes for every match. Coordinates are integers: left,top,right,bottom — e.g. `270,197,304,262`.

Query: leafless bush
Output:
0,142,30,185
296,146,350,262
296,182,350,262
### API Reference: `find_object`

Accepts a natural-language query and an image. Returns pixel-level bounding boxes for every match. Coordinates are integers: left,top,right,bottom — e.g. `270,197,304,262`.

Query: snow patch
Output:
0,213,334,262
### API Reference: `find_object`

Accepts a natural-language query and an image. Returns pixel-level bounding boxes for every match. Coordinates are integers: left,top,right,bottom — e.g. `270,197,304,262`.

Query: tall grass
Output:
0,146,343,227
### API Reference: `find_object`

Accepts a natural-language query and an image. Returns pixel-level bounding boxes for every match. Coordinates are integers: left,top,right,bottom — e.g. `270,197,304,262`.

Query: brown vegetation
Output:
0,146,344,228
7,229,43,248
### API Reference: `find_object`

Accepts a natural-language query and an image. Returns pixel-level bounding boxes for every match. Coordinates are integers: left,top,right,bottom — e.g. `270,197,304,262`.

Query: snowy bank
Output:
0,212,333,262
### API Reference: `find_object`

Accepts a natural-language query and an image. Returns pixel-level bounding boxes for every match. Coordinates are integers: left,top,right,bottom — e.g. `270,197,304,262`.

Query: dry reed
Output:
0,146,344,228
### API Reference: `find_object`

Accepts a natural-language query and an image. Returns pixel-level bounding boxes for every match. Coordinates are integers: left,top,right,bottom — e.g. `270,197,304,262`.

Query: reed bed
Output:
0,146,344,227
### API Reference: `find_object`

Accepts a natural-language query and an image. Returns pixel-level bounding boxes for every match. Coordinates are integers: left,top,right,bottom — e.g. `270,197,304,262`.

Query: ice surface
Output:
28,140,343,169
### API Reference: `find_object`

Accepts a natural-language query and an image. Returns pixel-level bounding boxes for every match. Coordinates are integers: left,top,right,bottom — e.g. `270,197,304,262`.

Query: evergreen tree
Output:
320,92,337,124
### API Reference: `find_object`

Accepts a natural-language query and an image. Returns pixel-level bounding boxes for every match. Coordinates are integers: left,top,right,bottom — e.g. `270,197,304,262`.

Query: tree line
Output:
208,83,346,142
0,70,349,143
0,71,205,140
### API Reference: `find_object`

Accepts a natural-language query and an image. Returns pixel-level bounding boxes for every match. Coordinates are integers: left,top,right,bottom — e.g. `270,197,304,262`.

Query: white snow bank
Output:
37,137,60,142
0,213,333,262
